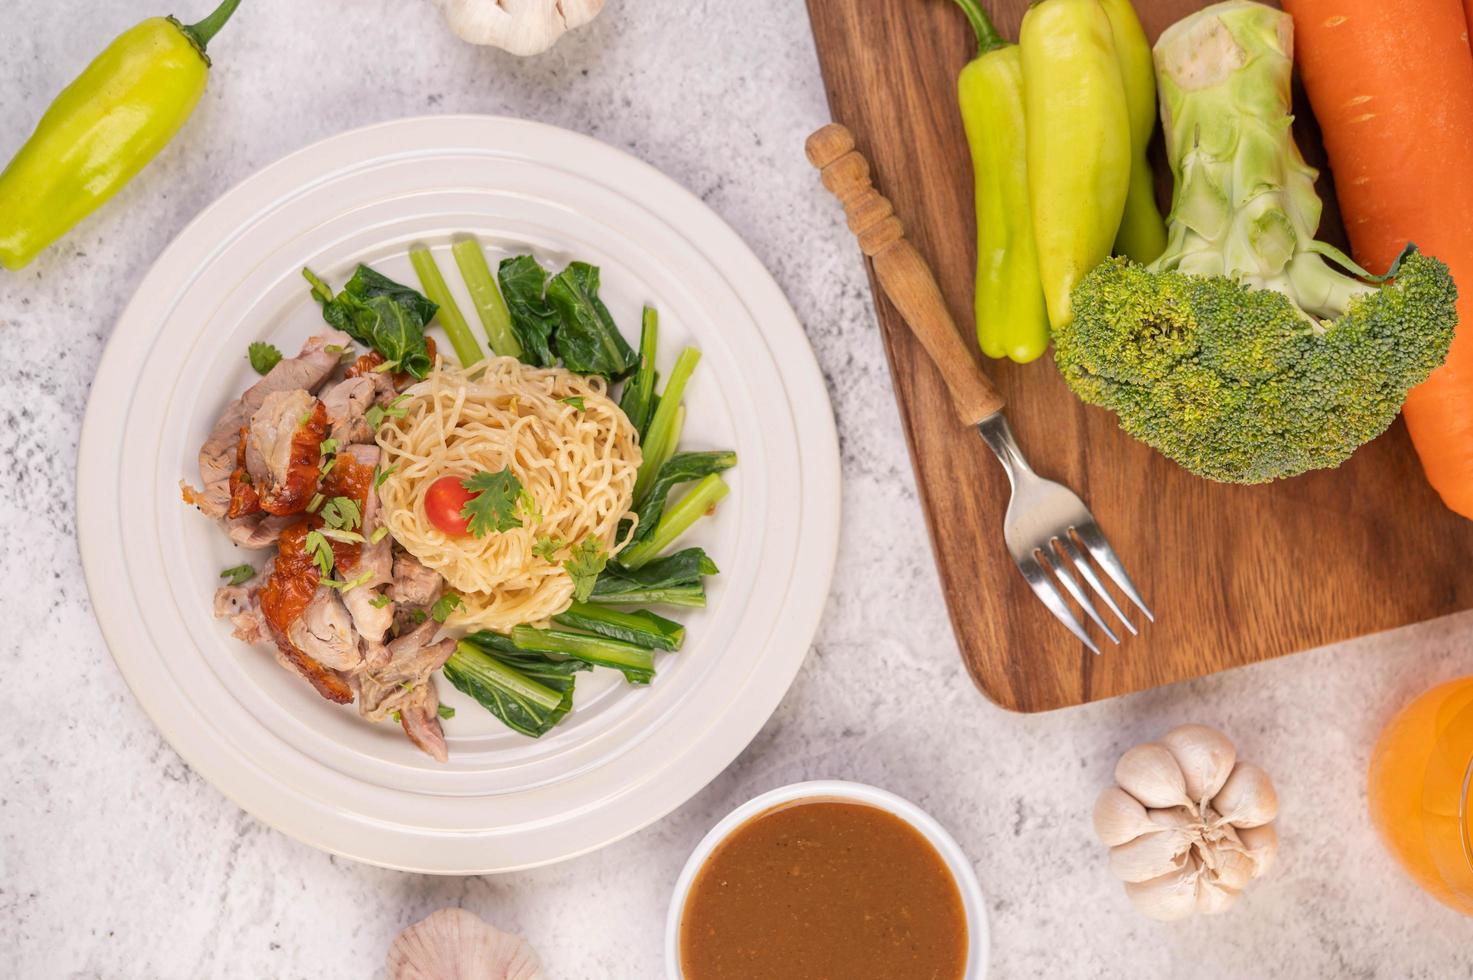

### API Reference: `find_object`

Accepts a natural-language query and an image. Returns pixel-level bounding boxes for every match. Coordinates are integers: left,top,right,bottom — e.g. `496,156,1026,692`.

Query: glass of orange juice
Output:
1367,676,1473,915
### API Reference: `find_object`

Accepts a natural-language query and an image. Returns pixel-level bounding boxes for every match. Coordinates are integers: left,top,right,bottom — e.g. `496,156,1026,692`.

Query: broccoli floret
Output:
1053,1,1458,484
1057,251,1456,482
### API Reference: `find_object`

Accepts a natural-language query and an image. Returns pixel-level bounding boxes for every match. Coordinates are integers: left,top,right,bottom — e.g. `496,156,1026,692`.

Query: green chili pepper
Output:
950,0,1050,363
1101,0,1166,263
1020,0,1132,328
0,0,242,271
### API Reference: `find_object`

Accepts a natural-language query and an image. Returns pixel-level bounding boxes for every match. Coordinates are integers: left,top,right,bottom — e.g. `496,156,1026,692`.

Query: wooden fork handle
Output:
806,123,1005,426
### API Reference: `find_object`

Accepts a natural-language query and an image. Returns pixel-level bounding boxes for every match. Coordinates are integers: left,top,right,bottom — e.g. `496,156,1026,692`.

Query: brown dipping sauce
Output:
679,799,968,980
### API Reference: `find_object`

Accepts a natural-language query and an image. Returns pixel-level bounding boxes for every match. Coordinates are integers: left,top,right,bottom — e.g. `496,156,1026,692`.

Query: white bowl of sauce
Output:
666,780,989,980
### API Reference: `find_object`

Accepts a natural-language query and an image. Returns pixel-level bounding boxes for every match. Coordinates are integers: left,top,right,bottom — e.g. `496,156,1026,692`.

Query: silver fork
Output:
806,124,1152,651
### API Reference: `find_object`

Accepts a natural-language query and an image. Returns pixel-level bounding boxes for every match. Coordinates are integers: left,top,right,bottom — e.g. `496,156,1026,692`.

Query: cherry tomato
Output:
425,475,473,536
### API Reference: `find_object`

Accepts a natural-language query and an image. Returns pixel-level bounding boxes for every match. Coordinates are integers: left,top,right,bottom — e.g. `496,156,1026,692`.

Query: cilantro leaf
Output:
533,535,567,560
369,593,393,609
303,529,334,577
219,564,256,587
460,468,525,536
562,396,586,410
248,342,283,375
431,592,462,623
564,536,608,601
437,704,455,720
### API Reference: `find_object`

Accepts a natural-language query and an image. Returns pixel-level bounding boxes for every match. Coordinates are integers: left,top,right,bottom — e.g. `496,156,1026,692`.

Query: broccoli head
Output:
1053,1,1459,484
1056,251,1456,482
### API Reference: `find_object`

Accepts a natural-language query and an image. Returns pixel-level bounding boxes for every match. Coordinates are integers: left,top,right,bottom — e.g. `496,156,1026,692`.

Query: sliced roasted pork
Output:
398,684,449,763
226,512,295,549
321,373,395,445
258,522,354,704
191,331,350,519
334,444,395,644
226,427,260,519
246,390,327,516
389,552,444,607
213,583,267,645
288,588,362,672
357,620,455,720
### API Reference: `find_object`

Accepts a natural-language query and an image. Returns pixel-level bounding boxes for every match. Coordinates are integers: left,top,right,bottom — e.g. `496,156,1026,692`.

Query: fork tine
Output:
1017,554,1101,655
1073,521,1154,622
1039,542,1119,644
1055,533,1136,635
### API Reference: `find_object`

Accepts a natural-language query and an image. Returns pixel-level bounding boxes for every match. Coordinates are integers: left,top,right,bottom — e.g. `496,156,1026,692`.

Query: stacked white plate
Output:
76,116,840,873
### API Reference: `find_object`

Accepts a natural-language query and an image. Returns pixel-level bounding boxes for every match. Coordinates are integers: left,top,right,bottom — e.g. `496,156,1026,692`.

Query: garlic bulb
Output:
435,0,605,56
387,908,543,980
1095,724,1279,920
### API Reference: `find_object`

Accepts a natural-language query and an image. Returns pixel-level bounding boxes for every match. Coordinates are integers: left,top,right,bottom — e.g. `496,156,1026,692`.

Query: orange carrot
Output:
1284,0,1473,518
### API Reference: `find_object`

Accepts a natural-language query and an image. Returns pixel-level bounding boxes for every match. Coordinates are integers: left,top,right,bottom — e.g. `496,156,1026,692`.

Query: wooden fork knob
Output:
806,123,1006,425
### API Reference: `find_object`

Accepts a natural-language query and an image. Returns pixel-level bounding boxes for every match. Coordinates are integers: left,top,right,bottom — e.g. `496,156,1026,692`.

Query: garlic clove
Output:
1208,846,1256,891
1093,787,1158,846
1108,827,1193,883
435,0,605,56
1124,863,1200,921
1115,743,1192,809
1161,724,1237,806
1211,763,1279,829
1195,875,1241,915
1239,822,1279,878
387,908,543,980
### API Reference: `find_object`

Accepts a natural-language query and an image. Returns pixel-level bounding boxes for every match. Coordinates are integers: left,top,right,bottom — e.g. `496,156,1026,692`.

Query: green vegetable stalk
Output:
948,0,1050,363
1054,0,1457,484
1100,0,1166,263
410,245,483,367
1020,0,1133,328
0,0,242,270
451,238,522,359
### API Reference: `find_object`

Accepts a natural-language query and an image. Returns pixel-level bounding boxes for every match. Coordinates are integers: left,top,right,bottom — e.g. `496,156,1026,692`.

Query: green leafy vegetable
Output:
562,396,586,410
553,600,685,651
219,564,256,587
248,342,282,375
509,625,655,685
533,535,566,560
431,592,462,623
563,536,608,601
437,704,455,720
302,265,436,379
369,593,393,609
497,255,558,367
319,496,361,532
618,307,659,438
625,451,737,548
545,261,639,378
442,632,590,737
588,548,717,607
460,468,525,536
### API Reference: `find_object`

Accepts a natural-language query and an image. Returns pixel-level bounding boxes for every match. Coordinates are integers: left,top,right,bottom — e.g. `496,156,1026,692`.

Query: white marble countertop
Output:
5,1,1473,976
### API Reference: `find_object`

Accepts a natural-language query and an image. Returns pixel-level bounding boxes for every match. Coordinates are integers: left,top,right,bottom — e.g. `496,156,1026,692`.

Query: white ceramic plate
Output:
76,116,840,873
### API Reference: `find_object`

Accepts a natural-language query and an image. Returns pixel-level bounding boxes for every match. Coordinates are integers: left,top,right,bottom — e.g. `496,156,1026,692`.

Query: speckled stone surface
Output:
4,2,1473,977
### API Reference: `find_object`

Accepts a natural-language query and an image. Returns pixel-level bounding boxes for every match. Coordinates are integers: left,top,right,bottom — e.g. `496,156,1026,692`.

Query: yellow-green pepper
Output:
0,0,241,270
1101,0,1166,263
950,0,1050,363
1020,0,1132,328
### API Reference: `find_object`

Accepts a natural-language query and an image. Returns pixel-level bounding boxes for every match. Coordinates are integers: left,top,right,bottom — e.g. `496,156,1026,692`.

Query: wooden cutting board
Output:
804,0,1473,711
